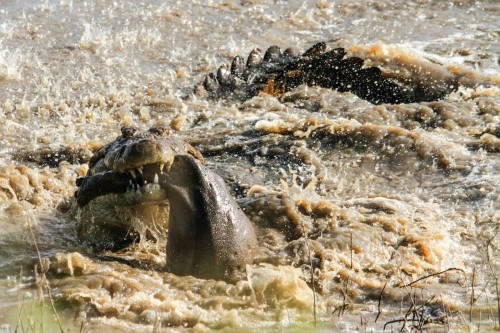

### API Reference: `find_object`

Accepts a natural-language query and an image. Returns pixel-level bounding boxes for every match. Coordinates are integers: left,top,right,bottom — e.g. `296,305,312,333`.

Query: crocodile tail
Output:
273,42,410,104
193,43,412,104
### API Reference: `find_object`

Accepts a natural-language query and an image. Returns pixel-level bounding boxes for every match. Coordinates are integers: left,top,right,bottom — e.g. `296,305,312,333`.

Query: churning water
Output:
0,0,499,332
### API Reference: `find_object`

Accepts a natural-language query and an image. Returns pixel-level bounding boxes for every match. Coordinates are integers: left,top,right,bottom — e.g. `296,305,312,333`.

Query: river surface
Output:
0,0,499,332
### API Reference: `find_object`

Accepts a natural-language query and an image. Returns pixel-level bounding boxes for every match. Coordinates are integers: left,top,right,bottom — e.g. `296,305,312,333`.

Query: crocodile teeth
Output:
129,169,137,179
159,163,165,173
154,173,159,184
137,166,143,175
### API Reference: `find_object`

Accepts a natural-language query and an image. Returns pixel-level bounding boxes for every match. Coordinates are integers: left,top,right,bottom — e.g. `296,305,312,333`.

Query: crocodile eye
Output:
148,126,171,137
121,126,139,138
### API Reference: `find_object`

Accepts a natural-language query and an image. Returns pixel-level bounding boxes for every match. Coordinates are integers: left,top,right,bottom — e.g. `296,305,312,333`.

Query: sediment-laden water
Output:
0,1,499,332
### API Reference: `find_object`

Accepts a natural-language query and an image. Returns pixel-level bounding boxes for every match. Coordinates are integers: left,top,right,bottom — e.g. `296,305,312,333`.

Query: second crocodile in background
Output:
192,42,458,104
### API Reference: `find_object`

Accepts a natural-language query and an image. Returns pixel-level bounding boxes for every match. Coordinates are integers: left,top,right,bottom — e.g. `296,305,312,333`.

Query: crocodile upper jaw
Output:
75,162,168,207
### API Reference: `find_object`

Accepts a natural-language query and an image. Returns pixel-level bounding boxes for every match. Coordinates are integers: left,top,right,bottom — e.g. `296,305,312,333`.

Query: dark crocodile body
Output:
193,42,454,105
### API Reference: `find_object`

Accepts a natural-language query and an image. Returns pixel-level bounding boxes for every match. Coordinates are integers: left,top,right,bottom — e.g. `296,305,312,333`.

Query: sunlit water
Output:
0,0,499,332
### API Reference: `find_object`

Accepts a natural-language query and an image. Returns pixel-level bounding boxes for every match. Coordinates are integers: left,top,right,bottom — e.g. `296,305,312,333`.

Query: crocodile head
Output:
75,126,204,249
75,126,258,281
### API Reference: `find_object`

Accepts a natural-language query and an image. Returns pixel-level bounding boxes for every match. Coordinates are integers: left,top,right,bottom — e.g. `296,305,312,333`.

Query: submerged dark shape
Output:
192,42,455,104
74,126,258,281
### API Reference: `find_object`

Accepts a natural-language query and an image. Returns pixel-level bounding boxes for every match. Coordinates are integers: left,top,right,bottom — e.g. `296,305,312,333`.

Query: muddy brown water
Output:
0,0,499,332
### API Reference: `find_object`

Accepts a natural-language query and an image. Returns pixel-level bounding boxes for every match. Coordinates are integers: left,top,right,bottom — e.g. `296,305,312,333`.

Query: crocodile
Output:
75,126,258,281
192,42,457,104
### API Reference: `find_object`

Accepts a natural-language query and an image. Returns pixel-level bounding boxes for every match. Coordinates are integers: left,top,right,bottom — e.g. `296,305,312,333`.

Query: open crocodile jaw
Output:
75,162,170,207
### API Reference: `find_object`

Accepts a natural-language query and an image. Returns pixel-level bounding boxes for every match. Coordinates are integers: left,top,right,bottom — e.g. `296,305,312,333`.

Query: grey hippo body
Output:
162,155,257,280
75,126,258,281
